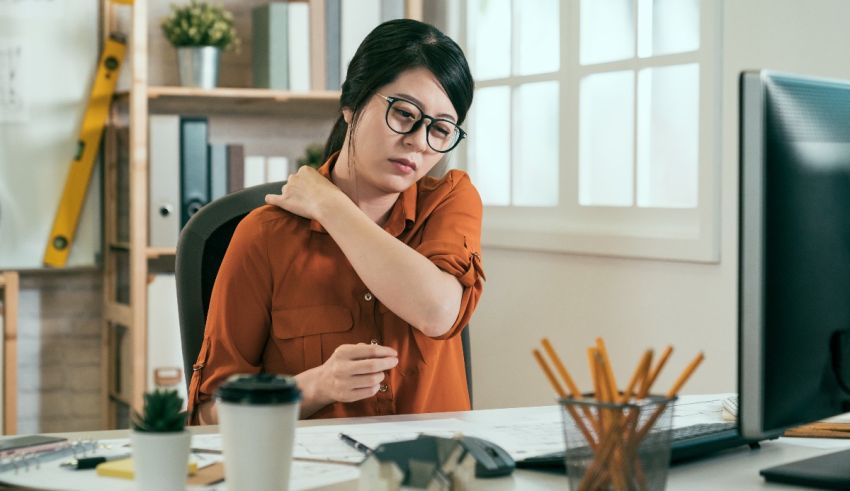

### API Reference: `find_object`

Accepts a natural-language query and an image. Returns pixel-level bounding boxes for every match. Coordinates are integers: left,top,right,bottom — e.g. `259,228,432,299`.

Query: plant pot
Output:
131,429,191,491
177,46,220,88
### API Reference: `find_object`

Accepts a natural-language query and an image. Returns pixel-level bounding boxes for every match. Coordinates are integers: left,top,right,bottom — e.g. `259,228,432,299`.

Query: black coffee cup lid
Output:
215,373,302,405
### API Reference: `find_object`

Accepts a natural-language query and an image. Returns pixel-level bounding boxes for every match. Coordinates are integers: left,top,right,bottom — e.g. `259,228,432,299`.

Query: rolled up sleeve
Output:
187,210,273,424
414,171,486,340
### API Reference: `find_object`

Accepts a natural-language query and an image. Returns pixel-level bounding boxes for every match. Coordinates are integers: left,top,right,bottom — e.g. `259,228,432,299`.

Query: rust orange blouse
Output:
187,155,485,423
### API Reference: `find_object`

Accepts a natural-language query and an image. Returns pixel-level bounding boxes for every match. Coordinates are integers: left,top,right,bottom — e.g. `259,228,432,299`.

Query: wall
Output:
470,0,850,410
17,270,102,433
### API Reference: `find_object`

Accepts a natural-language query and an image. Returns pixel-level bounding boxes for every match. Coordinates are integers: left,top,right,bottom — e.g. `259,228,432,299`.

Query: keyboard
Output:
516,421,749,469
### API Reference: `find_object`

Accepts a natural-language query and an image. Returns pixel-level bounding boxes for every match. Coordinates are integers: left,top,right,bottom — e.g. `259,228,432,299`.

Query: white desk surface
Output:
36,405,850,491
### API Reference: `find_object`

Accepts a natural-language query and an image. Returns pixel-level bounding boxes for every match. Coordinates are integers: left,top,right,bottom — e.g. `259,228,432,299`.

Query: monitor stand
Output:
761,448,850,490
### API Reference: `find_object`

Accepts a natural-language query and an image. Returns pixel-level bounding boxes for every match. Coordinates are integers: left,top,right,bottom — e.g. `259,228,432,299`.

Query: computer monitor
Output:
739,70,850,484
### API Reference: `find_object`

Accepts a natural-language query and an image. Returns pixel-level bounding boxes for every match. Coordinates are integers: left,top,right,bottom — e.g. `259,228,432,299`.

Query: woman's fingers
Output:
348,371,386,389
337,343,398,360
347,356,398,376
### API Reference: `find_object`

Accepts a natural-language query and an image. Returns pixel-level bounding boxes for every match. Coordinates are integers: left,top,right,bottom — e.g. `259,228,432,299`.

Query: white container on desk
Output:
217,373,302,491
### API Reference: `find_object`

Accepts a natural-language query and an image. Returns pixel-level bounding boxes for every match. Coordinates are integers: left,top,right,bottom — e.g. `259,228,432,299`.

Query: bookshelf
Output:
99,0,423,428
0,271,18,435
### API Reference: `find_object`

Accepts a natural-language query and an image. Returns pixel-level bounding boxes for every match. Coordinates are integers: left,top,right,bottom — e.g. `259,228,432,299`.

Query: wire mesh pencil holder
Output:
560,396,675,491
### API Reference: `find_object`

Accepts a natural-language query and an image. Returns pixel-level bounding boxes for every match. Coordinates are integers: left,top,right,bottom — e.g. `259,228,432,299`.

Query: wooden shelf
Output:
146,247,176,259
108,391,132,407
147,86,341,116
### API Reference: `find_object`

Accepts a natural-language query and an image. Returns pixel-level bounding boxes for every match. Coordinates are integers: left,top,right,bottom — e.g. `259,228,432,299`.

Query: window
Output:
458,0,721,262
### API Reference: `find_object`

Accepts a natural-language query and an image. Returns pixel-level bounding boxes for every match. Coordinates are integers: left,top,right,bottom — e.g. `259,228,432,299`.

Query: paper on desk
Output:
0,436,359,491
672,393,736,428
294,418,471,463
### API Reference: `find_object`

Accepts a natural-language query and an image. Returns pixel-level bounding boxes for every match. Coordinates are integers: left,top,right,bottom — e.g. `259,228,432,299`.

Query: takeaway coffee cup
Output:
216,373,302,491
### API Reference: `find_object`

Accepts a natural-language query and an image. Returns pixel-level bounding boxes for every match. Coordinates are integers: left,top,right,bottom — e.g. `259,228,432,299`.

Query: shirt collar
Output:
309,151,417,237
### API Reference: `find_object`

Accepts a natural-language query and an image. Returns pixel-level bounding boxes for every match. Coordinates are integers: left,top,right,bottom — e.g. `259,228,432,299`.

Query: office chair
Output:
174,182,474,406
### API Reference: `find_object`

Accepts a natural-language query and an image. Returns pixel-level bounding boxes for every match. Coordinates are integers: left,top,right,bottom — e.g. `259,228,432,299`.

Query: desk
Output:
16,406,850,490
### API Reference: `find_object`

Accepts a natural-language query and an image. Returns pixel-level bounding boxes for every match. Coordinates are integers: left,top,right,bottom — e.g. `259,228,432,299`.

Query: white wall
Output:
470,0,850,410
0,0,100,269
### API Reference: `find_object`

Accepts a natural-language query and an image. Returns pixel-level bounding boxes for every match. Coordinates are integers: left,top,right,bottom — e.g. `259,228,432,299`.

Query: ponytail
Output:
323,115,348,161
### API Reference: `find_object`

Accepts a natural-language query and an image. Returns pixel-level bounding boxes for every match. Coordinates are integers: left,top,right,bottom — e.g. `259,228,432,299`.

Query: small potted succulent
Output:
131,389,191,491
161,0,240,88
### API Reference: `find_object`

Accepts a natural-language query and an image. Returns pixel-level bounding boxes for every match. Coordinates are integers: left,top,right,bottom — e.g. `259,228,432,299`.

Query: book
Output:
226,144,245,194
95,457,198,480
266,156,289,183
325,0,341,90
209,143,228,201
252,3,289,89
149,115,181,247
179,117,210,227
244,155,266,188
288,1,311,91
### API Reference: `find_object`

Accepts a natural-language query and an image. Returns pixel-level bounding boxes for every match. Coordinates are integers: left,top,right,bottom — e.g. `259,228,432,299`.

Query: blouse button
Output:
378,384,389,393
364,292,373,301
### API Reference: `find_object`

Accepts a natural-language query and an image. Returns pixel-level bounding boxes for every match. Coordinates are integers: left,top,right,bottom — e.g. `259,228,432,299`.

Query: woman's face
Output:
342,66,459,196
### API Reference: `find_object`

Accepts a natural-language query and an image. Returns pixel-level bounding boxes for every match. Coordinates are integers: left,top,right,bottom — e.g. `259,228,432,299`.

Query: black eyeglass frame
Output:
377,94,467,153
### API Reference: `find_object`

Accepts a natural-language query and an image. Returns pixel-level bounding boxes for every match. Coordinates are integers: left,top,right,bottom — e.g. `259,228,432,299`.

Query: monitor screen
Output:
739,70,850,442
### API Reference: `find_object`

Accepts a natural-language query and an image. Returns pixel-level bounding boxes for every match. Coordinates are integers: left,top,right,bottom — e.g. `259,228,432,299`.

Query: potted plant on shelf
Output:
131,389,191,491
161,0,240,89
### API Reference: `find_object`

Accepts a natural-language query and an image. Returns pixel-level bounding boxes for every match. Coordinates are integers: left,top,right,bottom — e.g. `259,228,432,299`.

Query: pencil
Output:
666,352,704,398
636,351,705,441
596,337,619,398
541,338,601,435
638,345,673,398
533,347,598,448
532,349,566,398
621,349,653,404
541,338,582,397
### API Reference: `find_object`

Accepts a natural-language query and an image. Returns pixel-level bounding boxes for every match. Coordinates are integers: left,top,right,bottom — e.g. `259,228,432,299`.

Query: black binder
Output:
179,117,210,227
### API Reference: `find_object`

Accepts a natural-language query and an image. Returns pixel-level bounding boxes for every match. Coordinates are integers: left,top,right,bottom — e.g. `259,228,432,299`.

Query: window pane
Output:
580,0,635,65
516,0,559,75
638,0,699,57
637,64,699,208
469,86,511,206
514,82,559,206
579,71,634,206
468,0,511,80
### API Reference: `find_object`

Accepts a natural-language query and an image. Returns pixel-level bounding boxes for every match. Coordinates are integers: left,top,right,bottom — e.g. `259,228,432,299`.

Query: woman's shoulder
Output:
418,169,482,206
236,204,309,238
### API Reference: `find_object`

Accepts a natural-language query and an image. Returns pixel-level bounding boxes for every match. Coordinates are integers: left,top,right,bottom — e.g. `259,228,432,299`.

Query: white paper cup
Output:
216,373,302,491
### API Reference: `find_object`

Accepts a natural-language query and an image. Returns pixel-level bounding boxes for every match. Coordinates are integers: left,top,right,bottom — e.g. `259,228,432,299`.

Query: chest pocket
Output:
271,305,354,373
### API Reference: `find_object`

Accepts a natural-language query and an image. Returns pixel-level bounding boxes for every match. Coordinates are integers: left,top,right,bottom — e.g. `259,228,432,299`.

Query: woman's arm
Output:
265,167,464,338
195,343,399,423
318,195,462,337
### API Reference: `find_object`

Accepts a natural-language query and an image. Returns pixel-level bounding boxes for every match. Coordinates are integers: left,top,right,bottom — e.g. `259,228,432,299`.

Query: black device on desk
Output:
738,70,850,489
516,420,751,470
460,436,515,477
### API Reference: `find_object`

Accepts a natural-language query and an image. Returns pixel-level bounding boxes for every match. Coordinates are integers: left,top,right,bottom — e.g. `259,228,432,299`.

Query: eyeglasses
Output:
376,93,466,153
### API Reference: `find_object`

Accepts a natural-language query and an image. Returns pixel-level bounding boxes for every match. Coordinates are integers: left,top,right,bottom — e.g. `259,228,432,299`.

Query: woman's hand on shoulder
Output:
265,165,344,221
316,343,399,403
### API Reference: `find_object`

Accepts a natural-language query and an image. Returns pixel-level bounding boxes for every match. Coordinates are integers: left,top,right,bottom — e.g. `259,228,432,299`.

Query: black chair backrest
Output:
175,182,473,405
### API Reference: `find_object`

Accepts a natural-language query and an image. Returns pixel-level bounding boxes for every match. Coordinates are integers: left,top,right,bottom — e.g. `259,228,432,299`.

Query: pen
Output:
61,453,130,470
338,433,373,455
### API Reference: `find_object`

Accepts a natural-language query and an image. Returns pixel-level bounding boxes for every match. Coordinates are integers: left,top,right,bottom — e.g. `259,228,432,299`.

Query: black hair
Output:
322,19,474,161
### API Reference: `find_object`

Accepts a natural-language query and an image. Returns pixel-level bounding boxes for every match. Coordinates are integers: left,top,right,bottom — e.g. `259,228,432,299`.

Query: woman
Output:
188,18,484,423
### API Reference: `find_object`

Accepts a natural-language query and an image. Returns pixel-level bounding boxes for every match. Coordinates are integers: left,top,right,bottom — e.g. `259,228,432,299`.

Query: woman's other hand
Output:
295,343,398,417
264,165,343,221
318,343,398,402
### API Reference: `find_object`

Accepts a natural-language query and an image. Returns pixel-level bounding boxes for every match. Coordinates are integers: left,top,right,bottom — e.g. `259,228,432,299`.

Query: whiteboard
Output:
0,0,101,269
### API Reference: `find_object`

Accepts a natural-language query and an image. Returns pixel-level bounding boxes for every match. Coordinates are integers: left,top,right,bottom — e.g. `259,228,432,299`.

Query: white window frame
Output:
458,0,722,263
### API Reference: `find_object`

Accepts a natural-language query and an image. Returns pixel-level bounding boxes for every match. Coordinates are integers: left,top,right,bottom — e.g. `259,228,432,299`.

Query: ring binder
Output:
0,440,97,474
